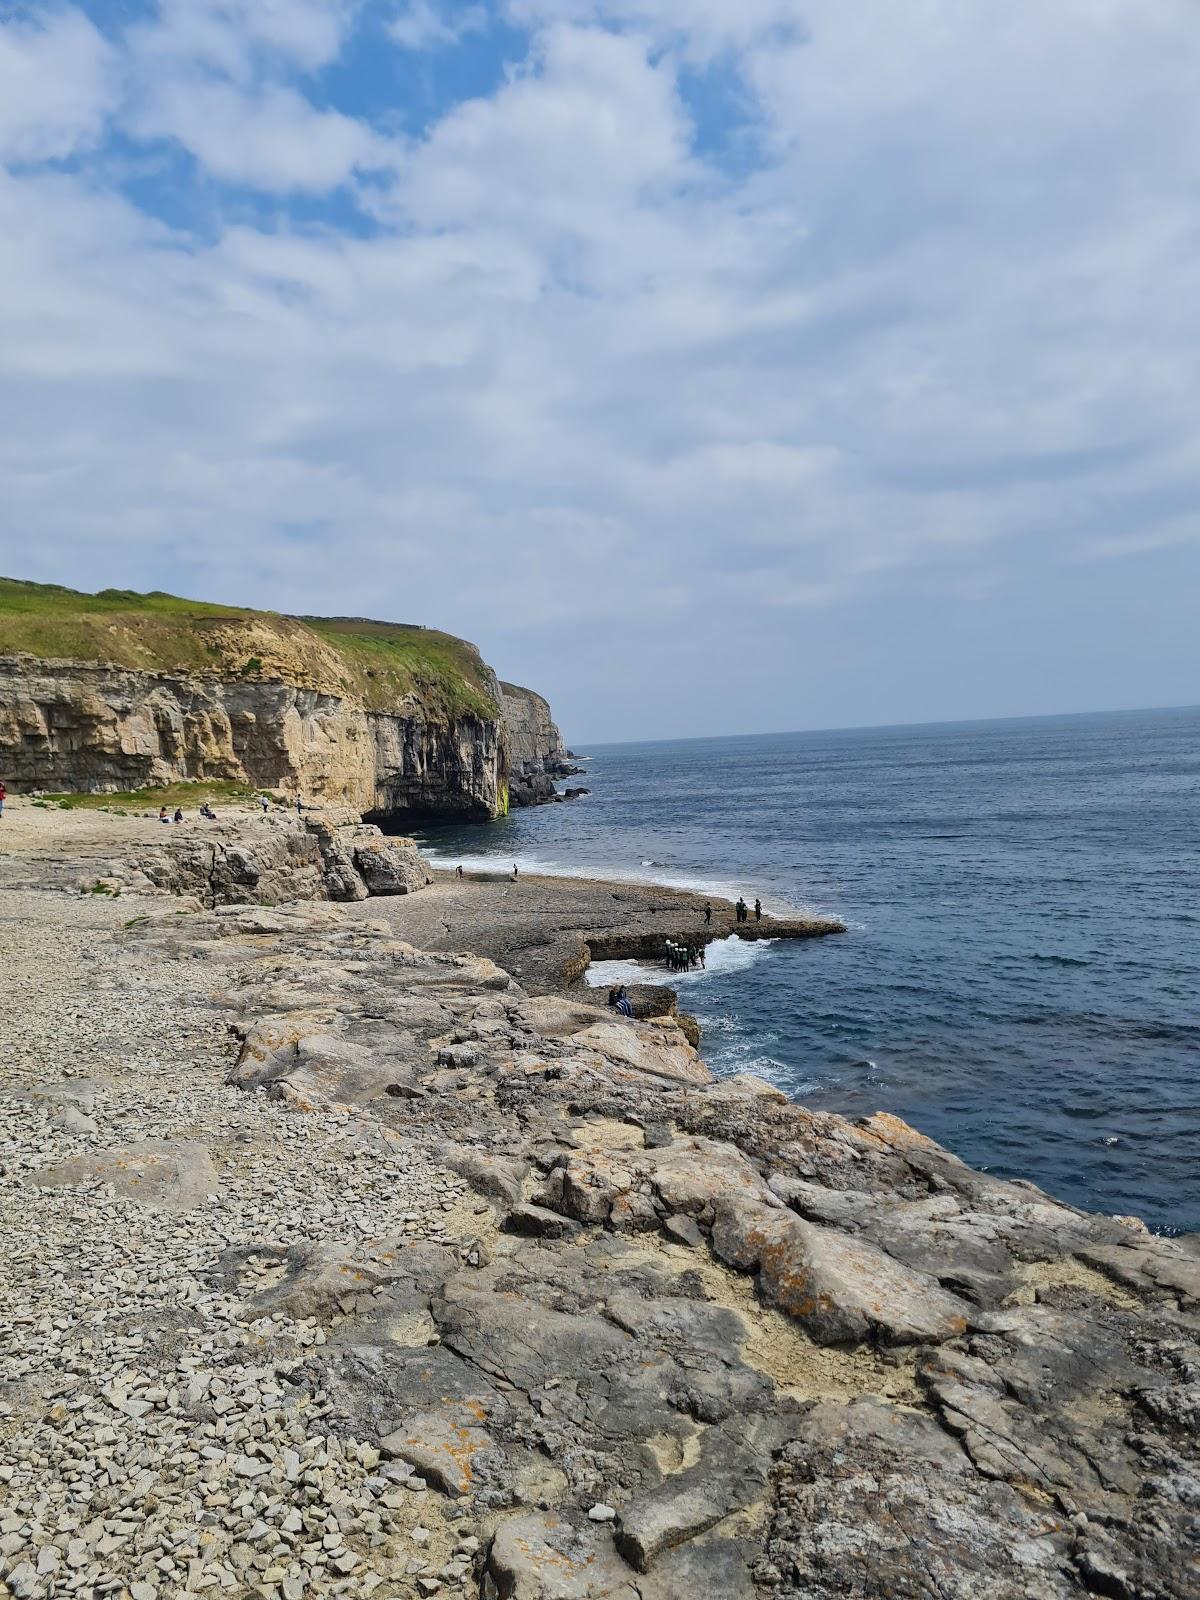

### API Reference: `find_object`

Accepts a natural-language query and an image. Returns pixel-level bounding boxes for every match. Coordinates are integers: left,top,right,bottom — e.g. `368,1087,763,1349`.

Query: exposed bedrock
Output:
0,654,571,822
2,806,431,908
109,902,1200,1600
500,681,583,809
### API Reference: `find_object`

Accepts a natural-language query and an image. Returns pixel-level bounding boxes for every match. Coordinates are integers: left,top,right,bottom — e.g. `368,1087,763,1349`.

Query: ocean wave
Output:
1029,953,1091,968
584,935,778,990
692,1012,741,1033
715,1054,791,1088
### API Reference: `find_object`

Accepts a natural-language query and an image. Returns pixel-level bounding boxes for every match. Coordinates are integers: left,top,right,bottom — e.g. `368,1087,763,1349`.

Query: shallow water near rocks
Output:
417,707,1200,1234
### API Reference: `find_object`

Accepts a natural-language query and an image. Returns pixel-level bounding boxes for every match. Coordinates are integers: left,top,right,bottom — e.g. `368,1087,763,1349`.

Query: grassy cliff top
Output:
0,578,498,720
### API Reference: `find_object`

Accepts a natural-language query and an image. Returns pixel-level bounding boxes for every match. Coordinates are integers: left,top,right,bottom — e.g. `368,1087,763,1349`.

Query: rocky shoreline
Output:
1,802,1198,1600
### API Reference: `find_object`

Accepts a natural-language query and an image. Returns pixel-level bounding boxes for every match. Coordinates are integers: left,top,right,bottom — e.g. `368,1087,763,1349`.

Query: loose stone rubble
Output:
2,859,1199,1599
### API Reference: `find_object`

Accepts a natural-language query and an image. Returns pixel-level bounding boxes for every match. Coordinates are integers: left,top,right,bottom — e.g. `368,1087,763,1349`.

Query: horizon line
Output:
572,701,1200,750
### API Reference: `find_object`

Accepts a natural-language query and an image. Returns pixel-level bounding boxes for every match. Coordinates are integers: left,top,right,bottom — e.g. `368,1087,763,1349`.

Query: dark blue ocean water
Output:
416,709,1200,1234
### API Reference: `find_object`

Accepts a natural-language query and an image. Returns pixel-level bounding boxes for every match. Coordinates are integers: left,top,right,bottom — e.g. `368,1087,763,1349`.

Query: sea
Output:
414,708,1200,1235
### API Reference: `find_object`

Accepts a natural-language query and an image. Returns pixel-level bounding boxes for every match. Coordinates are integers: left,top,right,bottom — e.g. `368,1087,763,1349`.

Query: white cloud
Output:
131,77,386,190
0,0,1198,734
0,7,117,162
130,0,357,80
121,0,387,190
505,0,804,57
392,23,698,255
388,1,488,51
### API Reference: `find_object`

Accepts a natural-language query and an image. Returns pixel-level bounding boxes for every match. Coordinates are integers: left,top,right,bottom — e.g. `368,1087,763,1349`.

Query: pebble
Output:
0,893,471,1600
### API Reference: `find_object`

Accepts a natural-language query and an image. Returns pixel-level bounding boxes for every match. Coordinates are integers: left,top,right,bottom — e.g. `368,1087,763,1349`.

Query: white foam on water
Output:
584,958,656,988
584,935,777,990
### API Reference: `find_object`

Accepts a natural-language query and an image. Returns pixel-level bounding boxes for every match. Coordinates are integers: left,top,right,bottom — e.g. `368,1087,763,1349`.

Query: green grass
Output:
44,780,263,811
0,577,499,719
305,617,498,720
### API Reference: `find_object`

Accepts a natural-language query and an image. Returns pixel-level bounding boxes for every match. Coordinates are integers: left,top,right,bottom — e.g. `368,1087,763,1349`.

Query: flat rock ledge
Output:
2,889,1199,1600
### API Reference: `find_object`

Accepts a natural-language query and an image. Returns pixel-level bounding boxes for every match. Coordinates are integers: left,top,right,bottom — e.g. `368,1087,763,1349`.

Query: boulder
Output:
532,1137,775,1233
711,1196,972,1345
488,1512,640,1599
29,1140,219,1211
1078,1239,1200,1305
503,1204,581,1240
449,1150,528,1207
351,833,429,896
763,1399,1079,1600
246,1240,412,1322
228,1030,408,1108
616,1441,766,1571
571,1021,710,1086
52,1106,98,1135
302,815,370,901
17,1077,104,1114
380,1402,495,1496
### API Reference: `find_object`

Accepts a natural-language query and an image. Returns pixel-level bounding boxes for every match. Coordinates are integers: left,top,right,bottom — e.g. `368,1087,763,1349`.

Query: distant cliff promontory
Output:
0,578,572,823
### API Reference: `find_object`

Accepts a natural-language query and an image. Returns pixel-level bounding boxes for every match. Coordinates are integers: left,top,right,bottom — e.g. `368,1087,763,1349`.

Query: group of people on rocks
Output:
665,939,705,972
735,896,763,924
159,802,219,823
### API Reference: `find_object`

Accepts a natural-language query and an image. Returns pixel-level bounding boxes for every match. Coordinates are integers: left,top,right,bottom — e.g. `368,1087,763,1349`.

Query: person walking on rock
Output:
260,793,270,814
512,863,519,880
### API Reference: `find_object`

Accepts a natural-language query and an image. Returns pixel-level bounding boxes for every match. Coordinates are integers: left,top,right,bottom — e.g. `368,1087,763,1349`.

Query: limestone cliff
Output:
0,580,569,824
499,682,568,775
500,680,579,807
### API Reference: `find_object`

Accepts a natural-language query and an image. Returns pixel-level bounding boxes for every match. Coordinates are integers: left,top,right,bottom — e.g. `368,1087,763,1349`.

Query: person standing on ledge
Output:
456,864,464,878
512,863,519,880
735,896,748,923
296,796,303,816
754,898,762,922
704,902,712,926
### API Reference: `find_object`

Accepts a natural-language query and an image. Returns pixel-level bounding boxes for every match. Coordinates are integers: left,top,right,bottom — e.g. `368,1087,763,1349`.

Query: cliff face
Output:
500,682,568,776
0,581,565,823
500,681,577,807
0,655,511,822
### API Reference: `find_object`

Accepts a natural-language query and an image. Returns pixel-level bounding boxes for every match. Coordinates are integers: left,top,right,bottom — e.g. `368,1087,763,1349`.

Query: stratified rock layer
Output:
0,654,512,821
500,681,582,808
0,668,581,835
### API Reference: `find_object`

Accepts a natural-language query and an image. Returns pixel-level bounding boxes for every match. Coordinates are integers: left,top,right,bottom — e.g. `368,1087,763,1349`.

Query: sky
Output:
1,0,1197,743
